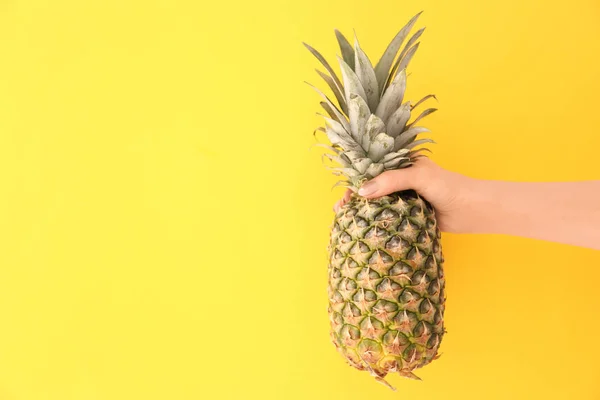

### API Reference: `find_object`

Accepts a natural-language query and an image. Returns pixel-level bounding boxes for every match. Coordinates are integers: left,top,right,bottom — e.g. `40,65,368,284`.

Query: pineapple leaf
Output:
375,69,406,123
368,132,395,162
311,142,340,154
374,12,421,93
394,126,430,150
329,167,360,177
398,42,421,76
312,126,329,143
335,29,355,71
409,147,433,159
324,129,350,148
387,28,424,89
352,157,373,174
316,70,348,114
381,150,409,164
408,108,437,127
306,82,351,133
354,36,380,111
401,372,422,381
399,28,425,65
383,156,410,169
341,150,366,162
348,93,370,143
323,116,351,139
363,114,386,151
397,43,420,74
303,42,345,103
412,94,437,110
319,102,339,122
365,114,386,138
386,44,420,90
381,154,401,165
365,162,385,178
322,152,350,167
338,56,368,105
325,123,362,152
404,138,435,150
332,180,357,192
386,102,411,138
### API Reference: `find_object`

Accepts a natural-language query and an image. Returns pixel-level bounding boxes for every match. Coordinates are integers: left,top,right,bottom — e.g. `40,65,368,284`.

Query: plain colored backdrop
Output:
1,0,600,399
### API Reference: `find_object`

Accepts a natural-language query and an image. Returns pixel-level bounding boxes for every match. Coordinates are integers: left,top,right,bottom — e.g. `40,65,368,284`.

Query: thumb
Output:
358,169,418,199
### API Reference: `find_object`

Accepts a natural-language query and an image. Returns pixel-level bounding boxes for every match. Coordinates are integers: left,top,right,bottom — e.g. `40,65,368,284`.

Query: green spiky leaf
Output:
316,70,348,114
404,138,435,150
323,152,350,166
412,94,437,110
363,114,386,151
335,29,355,71
381,149,409,164
354,36,380,111
323,116,351,139
368,132,395,162
386,102,411,138
341,150,367,162
348,93,370,143
375,69,406,123
330,167,360,177
353,158,373,174
408,108,437,128
383,156,410,169
338,56,368,105
304,43,345,101
409,147,433,160
306,82,351,133
311,142,340,154
374,12,421,92
398,28,424,66
387,28,424,89
394,126,430,150
320,101,339,122
398,43,419,73
365,162,385,178
332,180,354,191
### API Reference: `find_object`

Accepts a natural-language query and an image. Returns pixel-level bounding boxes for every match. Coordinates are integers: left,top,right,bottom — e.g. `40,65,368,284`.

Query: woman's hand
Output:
334,158,600,250
333,157,475,233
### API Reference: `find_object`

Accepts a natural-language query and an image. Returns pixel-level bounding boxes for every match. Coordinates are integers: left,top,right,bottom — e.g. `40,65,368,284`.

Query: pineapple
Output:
305,12,446,390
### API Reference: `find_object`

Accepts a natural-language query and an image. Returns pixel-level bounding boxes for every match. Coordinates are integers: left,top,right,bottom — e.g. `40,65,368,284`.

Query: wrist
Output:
447,176,492,234
457,178,517,235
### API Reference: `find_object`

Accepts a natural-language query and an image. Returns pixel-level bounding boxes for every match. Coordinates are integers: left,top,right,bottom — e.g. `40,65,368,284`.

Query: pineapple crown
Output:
305,12,437,192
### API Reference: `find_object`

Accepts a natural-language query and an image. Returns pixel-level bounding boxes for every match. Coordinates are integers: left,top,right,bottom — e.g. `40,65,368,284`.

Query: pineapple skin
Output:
328,190,445,384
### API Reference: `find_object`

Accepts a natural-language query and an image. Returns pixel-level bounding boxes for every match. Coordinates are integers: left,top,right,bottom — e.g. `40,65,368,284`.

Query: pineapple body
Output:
328,190,445,385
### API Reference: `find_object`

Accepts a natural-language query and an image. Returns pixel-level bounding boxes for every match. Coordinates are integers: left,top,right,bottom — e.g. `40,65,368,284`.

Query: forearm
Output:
458,179,600,250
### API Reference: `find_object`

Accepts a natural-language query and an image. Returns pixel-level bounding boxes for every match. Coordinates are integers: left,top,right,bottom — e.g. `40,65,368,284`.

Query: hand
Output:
334,158,600,249
333,158,474,233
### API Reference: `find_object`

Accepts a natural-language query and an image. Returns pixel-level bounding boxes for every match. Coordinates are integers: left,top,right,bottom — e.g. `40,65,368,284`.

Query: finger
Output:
335,189,353,212
342,189,352,203
357,169,417,199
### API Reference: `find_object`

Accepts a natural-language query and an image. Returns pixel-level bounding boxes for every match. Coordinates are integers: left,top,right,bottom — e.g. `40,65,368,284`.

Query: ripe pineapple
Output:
305,12,446,389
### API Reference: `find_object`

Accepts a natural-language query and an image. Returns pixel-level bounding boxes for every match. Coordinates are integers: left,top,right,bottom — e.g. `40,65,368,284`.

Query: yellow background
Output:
1,0,599,399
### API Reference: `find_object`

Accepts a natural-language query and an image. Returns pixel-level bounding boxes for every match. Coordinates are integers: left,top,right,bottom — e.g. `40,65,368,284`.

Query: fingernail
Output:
358,181,378,196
